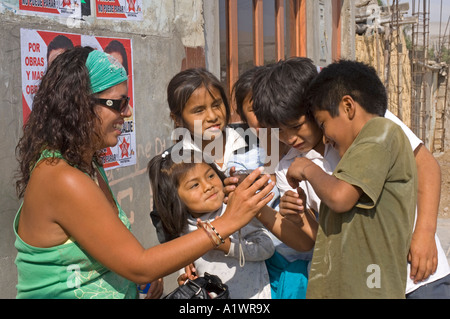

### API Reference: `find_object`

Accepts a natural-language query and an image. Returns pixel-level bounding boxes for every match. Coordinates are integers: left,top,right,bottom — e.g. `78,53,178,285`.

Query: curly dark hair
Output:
15,46,103,198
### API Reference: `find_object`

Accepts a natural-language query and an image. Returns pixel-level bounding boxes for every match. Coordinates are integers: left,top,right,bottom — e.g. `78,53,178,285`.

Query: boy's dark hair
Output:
232,66,268,123
251,57,318,128
148,149,225,238
306,59,387,117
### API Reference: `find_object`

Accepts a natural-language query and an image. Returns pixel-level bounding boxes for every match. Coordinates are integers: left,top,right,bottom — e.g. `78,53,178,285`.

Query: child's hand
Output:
286,157,314,189
223,167,239,204
279,188,308,225
408,230,438,283
280,189,304,214
177,263,198,286
139,278,164,299
148,278,164,299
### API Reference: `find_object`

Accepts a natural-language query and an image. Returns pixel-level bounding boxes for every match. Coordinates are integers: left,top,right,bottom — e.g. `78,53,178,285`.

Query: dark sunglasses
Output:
93,96,130,113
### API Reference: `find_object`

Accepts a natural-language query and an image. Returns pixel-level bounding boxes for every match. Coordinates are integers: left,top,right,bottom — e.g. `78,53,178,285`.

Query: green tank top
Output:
14,150,137,299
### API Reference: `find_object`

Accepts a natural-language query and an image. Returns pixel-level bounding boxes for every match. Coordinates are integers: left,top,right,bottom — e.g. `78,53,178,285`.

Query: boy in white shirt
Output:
251,57,450,298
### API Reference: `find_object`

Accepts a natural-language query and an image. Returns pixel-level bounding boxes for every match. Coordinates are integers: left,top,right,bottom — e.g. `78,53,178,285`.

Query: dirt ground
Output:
436,148,450,218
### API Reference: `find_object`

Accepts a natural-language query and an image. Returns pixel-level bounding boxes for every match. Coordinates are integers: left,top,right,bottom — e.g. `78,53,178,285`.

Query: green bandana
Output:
86,50,128,94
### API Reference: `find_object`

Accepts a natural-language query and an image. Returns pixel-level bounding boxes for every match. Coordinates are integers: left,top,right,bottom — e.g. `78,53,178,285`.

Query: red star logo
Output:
127,0,136,12
119,137,130,158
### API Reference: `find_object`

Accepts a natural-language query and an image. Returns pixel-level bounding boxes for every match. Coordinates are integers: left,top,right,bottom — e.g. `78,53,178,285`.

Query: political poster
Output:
20,28,136,170
95,0,143,20
19,0,82,18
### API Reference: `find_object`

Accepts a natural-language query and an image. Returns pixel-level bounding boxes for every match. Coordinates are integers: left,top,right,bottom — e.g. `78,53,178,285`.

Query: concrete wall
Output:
0,0,208,299
306,0,355,65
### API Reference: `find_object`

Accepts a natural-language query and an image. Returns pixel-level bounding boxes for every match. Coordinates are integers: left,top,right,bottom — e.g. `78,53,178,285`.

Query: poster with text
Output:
19,0,82,18
20,28,136,170
96,0,143,20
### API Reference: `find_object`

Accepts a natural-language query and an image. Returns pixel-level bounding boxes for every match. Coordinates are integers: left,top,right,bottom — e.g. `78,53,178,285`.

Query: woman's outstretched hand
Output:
222,167,274,230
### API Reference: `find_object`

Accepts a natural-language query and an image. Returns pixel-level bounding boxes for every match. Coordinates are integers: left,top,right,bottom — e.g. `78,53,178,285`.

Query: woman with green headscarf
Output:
14,46,274,299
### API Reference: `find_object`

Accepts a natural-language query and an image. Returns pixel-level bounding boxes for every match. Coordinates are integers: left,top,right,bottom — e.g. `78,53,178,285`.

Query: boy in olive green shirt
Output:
286,60,417,298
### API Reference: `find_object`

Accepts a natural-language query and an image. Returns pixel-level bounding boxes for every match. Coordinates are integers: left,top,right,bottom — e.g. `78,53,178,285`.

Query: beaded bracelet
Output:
197,220,225,247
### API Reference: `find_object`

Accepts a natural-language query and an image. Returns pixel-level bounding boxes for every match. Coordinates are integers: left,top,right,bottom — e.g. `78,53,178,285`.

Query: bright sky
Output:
407,0,450,23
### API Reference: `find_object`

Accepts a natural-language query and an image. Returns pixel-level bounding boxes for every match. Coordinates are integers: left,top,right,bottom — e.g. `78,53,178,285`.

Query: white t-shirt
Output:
272,143,340,262
274,109,450,293
384,111,450,293
276,144,340,211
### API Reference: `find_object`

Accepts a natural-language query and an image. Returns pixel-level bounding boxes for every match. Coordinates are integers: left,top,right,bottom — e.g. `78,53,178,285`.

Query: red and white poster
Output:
19,0,82,18
20,28,136,170
96,0,142,20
